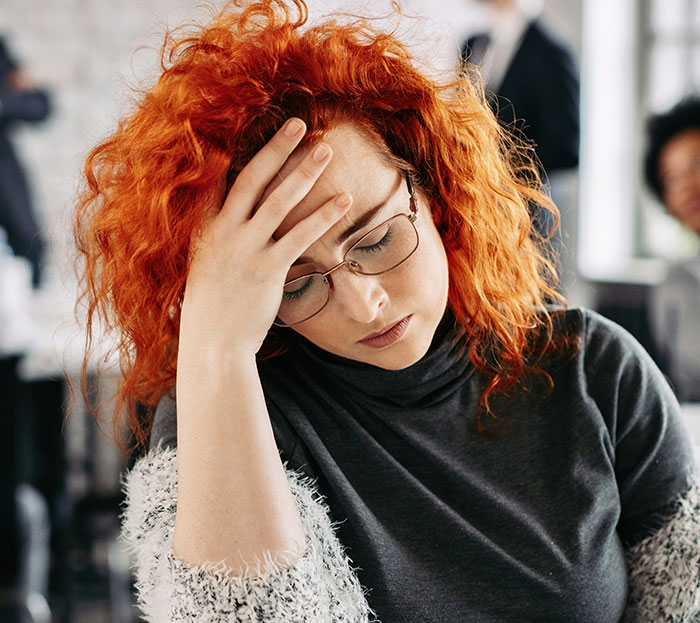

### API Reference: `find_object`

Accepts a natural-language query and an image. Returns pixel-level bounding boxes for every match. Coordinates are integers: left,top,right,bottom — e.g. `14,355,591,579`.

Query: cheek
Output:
414,224,449,296
665,191,688,219
290,319,338,350
381,235,446,306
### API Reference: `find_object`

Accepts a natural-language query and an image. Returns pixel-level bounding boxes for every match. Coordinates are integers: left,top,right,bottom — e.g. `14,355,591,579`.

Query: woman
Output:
645,98,700,402
74,1,700,621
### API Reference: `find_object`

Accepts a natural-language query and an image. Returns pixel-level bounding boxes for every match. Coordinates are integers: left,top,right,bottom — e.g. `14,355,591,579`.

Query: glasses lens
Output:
346,214,418,275
277,274,329,326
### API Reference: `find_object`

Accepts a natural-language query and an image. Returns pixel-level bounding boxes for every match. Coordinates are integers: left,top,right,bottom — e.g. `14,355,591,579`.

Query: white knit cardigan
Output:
121,444,700,622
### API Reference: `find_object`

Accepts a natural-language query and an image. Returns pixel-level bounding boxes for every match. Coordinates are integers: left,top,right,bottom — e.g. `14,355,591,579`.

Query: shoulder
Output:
519,19,576,66
556,309,684,436
555,307,646,352
522,19,569,52
547,307,670,399
550,306,642,355
662,257,700,287
650,259,700,314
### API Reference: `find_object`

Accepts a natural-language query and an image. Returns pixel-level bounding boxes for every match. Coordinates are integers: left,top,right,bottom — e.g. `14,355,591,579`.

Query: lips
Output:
358,315,412,348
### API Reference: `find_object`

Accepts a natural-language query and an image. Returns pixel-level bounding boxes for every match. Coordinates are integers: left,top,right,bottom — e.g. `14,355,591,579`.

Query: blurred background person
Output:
646,97,700,403
460,0,580,176
0,32,52,623
0,35,50,288
459,0,580,290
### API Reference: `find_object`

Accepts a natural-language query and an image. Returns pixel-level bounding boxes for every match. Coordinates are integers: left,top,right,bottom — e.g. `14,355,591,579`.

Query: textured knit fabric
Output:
122,445,375,623
621,481,700,622
121,448,700,622
134,307,699,621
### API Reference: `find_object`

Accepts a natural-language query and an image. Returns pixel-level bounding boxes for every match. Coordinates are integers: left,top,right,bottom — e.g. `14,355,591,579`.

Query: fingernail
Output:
284,119,304,137
335,192,352,207
312,143,331,162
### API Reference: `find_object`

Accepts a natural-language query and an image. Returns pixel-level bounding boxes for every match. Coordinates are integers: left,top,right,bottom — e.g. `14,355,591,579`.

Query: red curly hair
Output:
75,0,567,449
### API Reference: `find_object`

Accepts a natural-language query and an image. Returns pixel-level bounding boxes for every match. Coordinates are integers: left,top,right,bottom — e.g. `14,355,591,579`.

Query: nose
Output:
328,268,387,324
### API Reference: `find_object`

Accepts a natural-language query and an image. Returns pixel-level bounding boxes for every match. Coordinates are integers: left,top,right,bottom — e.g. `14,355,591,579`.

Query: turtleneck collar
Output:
290,311,475,408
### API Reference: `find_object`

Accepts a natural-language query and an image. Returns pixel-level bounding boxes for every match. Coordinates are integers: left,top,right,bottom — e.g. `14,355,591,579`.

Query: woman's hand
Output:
180,118,352,359
174,119,350,570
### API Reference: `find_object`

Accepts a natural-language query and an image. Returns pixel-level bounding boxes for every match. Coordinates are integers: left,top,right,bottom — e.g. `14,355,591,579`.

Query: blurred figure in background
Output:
460,0,579,176
460,0,579,263
0,34,52,623
0,35,50,288
646,98,700,403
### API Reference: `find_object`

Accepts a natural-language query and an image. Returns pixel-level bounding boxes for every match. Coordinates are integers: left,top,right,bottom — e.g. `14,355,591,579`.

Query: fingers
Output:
221,118,308,220
254,141,334,233
273,192,353,266
218,117,347,268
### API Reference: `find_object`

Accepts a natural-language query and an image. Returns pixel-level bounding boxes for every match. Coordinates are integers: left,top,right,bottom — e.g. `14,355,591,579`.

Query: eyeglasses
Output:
274,173,419,326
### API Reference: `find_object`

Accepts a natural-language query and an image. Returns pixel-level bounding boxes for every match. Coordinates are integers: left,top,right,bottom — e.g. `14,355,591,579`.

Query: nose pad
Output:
328,269,387,323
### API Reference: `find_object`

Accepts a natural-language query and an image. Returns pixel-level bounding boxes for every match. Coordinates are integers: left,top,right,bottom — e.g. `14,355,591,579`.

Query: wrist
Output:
177,339,258,382
178,302,268,368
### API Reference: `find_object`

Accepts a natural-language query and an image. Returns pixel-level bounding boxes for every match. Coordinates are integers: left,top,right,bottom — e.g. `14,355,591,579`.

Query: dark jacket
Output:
0,37,50,285
462,19,580,173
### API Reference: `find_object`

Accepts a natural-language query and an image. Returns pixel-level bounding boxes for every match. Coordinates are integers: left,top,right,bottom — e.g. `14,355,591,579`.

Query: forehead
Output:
273,123,400,238
660,129,700,168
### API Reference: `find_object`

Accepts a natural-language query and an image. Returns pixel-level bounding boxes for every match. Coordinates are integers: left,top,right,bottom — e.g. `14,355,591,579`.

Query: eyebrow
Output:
291,181,403,266
333,202,387,245
291,203,388,266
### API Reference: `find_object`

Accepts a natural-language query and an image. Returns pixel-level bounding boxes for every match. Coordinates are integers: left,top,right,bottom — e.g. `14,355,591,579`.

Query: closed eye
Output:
353,222,394,254
282,276,313,300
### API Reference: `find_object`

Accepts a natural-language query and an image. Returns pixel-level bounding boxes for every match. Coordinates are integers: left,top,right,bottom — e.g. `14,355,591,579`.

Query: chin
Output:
372,311,446,369
363,334,434,370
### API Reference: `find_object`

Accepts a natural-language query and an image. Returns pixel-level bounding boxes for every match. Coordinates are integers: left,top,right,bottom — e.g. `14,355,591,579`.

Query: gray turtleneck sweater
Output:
126,308,699,622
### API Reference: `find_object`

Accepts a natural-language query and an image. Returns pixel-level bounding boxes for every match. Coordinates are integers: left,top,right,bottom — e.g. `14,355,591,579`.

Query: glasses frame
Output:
274,172,419,327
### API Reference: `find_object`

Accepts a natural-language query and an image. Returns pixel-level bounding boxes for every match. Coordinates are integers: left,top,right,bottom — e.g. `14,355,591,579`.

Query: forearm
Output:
122,445,373,622
173,346,305,575
170,113,345,578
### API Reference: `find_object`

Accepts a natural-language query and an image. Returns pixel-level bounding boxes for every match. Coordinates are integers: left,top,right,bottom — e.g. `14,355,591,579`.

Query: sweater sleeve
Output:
622,478,700,623
120,444,375,622
578,310,700,620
